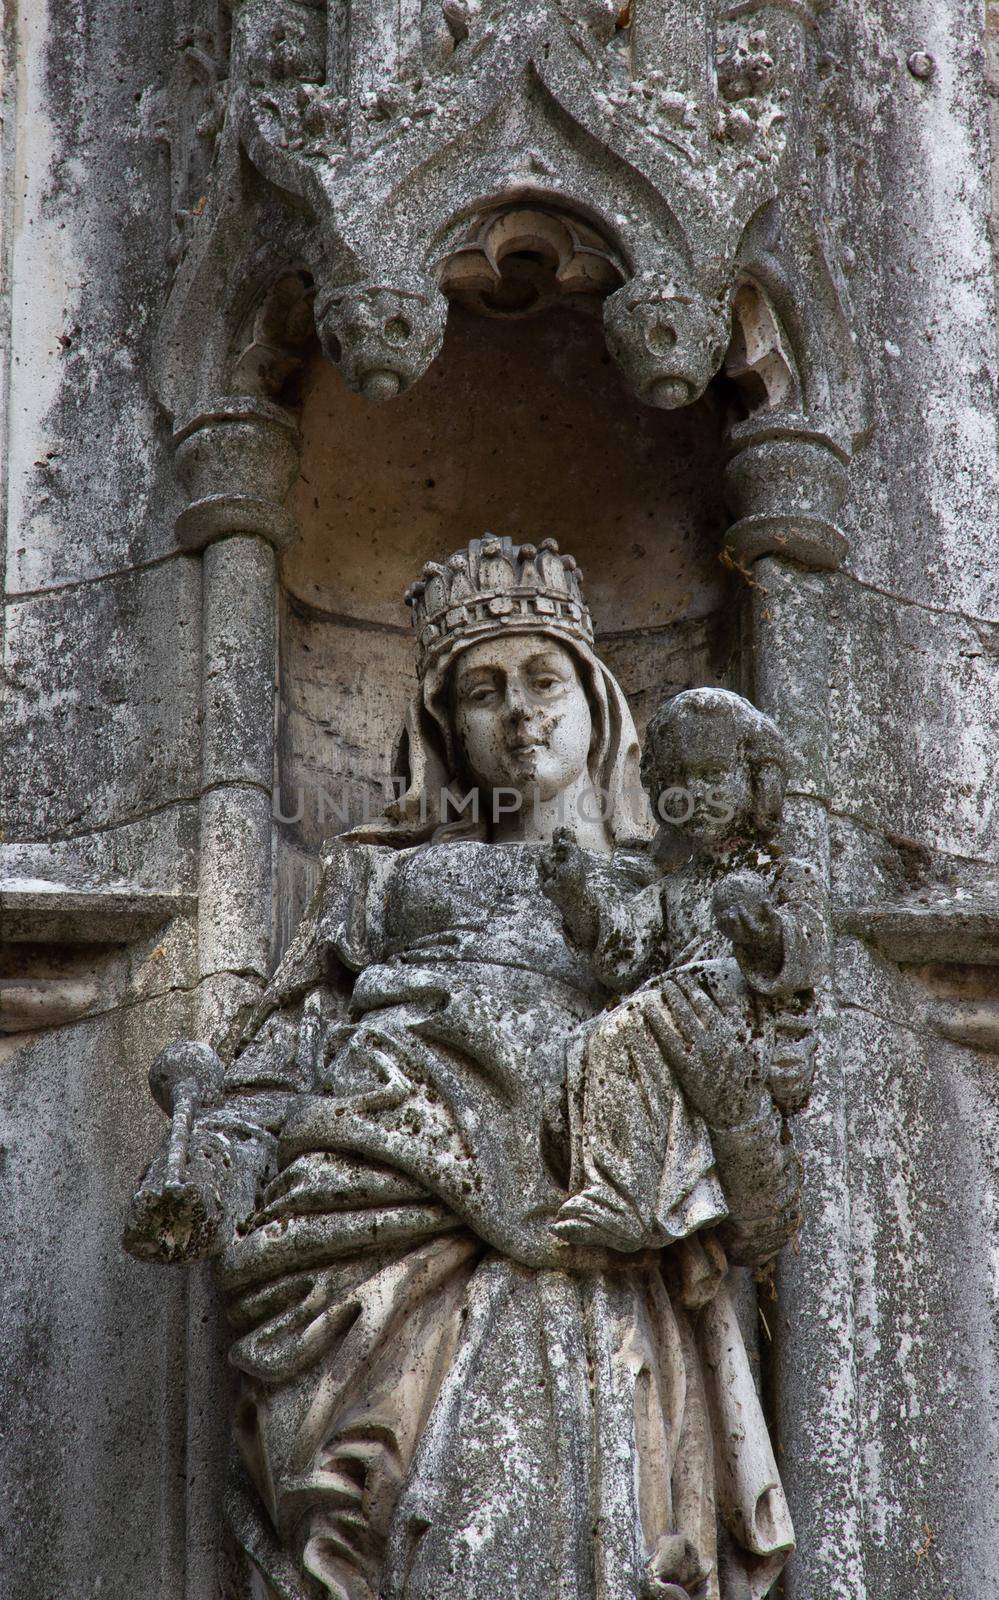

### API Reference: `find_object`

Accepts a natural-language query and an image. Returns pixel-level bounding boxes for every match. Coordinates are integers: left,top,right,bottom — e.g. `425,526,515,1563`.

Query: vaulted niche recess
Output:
274,302,738,951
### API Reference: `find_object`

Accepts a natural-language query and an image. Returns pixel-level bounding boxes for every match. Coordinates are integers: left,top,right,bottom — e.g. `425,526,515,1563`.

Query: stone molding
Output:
0,880,196,945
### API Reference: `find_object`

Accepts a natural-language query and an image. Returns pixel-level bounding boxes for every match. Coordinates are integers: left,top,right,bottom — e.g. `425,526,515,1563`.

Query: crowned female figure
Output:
125,536,798,1600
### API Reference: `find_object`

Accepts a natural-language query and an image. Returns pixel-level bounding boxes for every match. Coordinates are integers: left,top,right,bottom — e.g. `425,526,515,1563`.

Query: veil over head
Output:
344,537,654,848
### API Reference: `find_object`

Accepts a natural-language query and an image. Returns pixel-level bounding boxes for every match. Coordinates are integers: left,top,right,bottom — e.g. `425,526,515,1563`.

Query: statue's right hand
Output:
122,1136,227,1265
538,826,600,948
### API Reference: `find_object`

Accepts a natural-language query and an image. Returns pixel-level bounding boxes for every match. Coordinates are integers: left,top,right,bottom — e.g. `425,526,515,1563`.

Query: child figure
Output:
539,687,829,1254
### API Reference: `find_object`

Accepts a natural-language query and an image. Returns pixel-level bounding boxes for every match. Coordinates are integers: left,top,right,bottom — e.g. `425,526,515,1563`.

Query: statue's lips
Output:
507,739,546,756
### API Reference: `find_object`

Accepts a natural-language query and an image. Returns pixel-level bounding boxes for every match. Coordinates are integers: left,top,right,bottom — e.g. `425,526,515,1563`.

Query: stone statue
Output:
540,688,828,1258
125,536,824,1600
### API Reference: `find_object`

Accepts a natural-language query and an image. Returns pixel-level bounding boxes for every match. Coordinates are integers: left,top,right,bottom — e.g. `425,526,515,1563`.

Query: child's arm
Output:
714,859,829,999
539,827,664,993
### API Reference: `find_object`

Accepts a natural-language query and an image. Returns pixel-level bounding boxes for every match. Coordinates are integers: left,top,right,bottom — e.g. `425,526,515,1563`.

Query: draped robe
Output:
210,838,794,1600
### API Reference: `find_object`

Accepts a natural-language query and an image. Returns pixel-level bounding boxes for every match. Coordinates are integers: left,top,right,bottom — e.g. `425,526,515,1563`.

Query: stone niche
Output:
274,301,739,948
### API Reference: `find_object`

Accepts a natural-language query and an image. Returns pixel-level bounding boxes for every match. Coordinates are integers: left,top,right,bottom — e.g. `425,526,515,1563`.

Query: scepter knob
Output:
148,1041,225,1193
149,1040,224,1115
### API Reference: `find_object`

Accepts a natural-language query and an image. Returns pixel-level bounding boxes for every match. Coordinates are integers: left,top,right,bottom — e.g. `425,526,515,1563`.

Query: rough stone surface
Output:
2,1,997,1597
3,559,203,840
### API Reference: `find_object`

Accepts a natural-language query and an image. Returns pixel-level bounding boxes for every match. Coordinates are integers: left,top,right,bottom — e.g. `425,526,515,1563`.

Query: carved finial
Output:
604,273,732,409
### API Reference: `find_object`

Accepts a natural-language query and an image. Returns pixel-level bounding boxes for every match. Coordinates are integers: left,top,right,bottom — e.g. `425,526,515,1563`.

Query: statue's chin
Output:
680,820,731,852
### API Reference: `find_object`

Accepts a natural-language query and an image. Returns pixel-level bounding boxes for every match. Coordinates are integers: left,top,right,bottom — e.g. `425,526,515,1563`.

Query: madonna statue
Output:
125,535,804,1600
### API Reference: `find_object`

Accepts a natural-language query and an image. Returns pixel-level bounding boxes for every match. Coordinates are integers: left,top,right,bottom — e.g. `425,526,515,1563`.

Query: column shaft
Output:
749,557,867,1600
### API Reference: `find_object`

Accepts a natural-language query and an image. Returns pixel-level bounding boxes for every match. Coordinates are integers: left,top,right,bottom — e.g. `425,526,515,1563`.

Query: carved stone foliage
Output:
438,206,624,319
153,0,868,573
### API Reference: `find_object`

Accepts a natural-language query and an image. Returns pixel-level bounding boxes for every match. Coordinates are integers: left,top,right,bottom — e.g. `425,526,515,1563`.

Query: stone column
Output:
729,429,866,1600
172,398,301,1048
749,562,866,1600
170,397,300,1598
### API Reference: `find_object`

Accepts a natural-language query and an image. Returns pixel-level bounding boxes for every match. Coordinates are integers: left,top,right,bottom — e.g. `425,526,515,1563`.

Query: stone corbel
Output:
841,893,999,1053
0,882,196,1039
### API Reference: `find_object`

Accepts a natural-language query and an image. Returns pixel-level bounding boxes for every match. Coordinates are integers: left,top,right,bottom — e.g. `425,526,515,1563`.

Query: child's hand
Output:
714,871,783,968
539,826,600,948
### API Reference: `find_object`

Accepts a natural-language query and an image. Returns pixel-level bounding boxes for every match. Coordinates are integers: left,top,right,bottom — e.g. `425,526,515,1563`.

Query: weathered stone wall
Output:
807,5,999,1591
1,3,996,1598
1,5,204,1596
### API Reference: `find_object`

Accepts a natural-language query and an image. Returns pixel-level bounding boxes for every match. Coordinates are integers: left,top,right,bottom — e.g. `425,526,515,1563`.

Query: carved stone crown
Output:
405,535,594,677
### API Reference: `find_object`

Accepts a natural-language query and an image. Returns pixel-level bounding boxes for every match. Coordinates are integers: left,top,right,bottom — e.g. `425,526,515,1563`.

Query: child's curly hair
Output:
640,688,790,835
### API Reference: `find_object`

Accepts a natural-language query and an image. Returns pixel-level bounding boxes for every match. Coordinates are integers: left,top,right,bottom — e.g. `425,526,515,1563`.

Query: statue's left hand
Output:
647,971,766,1129
123,1127,230,1264
713,871,783,967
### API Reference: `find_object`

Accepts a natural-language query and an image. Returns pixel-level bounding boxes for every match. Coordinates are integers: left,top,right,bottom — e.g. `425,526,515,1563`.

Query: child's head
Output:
640,689,788,848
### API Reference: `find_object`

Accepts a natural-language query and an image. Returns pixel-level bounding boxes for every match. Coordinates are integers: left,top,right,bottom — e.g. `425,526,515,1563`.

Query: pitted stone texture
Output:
2,559,202,840
278,606,415,857
0,805,199,899
823,0,999,619
197,785,273,984
603,272,732,409
201,535,277,792
174,403,302,551
772,994,866,1600
723,439,849,573
0,911,196,1038
281,307,732,633
837,993,999,1598
160,0,864,475
825,580,999,865
0,994,196,1600
4,0,177,595
274,305,737,916
314,281,448,401
125,596,800,1599
3,2,999,1598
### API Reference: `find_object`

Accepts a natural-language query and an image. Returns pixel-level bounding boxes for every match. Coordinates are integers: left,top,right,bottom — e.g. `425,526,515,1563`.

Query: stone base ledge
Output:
1,879,197,945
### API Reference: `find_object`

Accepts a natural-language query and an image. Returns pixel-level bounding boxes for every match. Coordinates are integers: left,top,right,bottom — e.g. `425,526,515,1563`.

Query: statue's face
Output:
650,718,753,847
452,634,593,803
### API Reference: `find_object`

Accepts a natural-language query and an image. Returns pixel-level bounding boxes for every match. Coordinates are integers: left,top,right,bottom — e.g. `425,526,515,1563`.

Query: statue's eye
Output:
531,674,561,692
466,684,498,703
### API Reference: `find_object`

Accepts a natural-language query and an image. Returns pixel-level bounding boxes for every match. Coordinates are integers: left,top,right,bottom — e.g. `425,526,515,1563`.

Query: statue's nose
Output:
504,688,533,723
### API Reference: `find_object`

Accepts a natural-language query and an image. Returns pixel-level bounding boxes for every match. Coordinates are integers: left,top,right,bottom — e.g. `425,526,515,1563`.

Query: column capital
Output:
723,428,850,573
173,397,302,552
